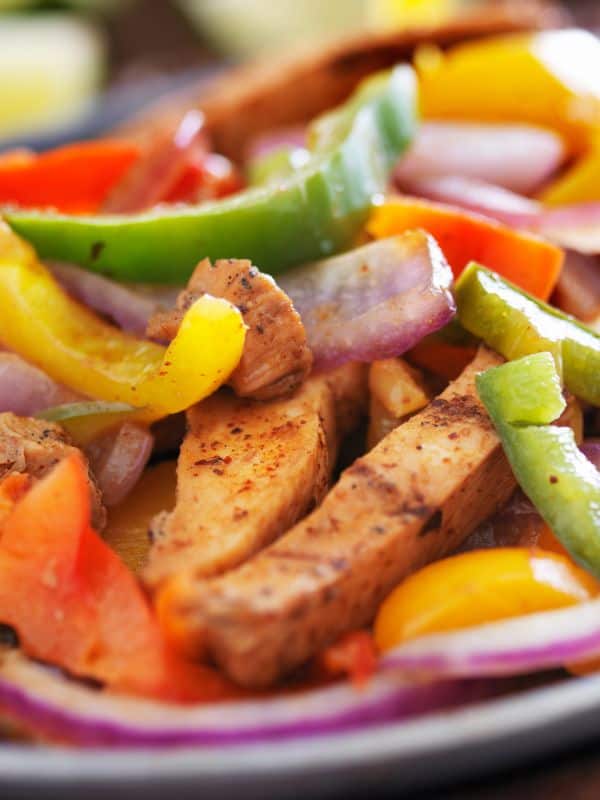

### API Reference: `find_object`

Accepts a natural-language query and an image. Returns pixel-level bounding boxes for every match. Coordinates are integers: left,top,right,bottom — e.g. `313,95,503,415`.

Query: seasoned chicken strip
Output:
144,363,367,590
148,258,312,401
158,348,515,687
0,413,105,530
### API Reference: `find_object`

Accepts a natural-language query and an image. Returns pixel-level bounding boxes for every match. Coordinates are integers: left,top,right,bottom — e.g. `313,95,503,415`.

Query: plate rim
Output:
2,672,600,789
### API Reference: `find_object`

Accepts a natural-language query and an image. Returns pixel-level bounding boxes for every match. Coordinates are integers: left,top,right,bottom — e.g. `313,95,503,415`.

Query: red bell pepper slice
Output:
0,140,140,214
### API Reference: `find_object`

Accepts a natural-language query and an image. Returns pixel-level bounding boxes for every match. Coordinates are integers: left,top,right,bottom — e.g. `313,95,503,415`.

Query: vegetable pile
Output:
3,23,600,750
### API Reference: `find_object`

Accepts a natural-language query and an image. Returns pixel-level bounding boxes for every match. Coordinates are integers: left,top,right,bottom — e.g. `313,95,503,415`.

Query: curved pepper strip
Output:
477,353,600,578
368,198,563,301
540,143,600,206
456,263,600,406
375,547,598,652
4,66,417,282
0,139,140,214
0,223,246,419
418,29,600,155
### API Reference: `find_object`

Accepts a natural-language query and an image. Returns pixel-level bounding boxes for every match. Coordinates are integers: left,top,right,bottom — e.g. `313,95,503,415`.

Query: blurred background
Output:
0,0,594,150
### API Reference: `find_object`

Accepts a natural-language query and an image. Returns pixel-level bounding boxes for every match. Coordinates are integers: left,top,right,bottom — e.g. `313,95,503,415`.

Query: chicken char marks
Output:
148,257,313,401
144,363,368,591
158,348,515,687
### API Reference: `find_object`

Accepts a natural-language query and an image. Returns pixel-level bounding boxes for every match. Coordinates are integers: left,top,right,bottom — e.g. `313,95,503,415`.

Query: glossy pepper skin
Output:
0,222,246,418
456,263,600,406
5,67,417,283
375,547,598,652
418,29,600,155
477,353,600,578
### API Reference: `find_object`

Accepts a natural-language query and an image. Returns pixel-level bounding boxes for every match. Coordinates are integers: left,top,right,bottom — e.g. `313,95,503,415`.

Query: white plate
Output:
2,674,600,798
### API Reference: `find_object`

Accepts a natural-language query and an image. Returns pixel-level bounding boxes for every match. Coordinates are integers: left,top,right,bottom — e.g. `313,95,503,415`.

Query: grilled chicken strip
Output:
158,348,515,687
0,413,106,530
148,257,312,401
144,363,367,590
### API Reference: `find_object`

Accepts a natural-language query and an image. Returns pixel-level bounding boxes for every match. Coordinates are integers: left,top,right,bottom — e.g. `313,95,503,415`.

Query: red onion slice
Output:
581,441,600,470
535,205,600,255
381,598,600,679
553,251,600,322
395,122,566,194
0,353,80,416
247,126,307,161
104,110,207,213
279,232,456,371
49,262,180,336
0,650,501,748
402,176,542,229
85,423,154,507
402,176,600,256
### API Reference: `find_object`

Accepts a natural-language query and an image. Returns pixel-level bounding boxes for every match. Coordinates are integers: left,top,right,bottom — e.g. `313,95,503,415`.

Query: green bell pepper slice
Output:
5,67,417,284
456,263,600,406
477,352,600,577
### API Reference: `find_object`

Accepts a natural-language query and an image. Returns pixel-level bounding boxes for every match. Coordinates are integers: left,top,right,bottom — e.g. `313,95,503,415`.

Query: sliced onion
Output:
581,441,600,470
279,232,456,371
381,598,600,680
552,251,600,322
0,650,503,748
49,262,180,336
85,423,154,507
104,110,207,213
0,353,79,416
247,126,306,161
395,122,566,194
534,204,600,255
402,176,542,228
402,177,600,256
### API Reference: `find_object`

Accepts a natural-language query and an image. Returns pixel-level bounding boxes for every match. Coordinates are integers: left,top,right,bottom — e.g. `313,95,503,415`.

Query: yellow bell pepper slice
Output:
418,29,600,155
540,143,600,205
104,460,177,573
368,0,459,31
374,547,599,652
0,222,246,419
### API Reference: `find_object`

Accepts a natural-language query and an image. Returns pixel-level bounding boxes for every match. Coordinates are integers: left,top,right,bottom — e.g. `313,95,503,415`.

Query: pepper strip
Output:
0,140,140,214
5,67,416,282
455,263,600,406
477,353,600,578
368,197,563,300
0,223,245,418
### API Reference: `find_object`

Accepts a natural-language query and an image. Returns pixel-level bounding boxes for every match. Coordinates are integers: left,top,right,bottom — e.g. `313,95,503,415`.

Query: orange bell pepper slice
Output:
0,456,239,702
0,140,140,214
408,337,478,381
368,197,563,300
374,548,599,653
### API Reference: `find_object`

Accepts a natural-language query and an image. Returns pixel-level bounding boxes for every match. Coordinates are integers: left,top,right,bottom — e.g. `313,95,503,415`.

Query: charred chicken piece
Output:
148,257,313,401
158,348,515,687
144,363,367,591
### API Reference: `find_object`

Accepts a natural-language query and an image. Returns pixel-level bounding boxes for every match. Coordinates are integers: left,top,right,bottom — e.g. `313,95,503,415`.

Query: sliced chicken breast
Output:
158,348,515,686
144,363,367,590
